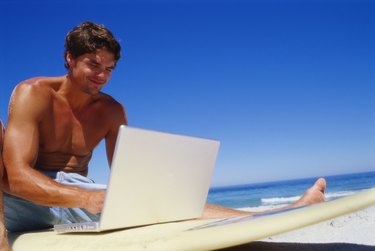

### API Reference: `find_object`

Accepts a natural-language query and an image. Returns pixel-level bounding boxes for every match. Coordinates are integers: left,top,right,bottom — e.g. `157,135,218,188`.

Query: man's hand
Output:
84,190,106,215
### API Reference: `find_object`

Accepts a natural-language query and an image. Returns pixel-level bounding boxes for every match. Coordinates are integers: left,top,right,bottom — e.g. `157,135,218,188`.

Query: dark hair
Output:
64,21,121,69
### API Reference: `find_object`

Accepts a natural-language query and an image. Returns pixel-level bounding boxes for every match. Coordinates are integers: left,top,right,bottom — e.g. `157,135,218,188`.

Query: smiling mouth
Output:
89,79,104,86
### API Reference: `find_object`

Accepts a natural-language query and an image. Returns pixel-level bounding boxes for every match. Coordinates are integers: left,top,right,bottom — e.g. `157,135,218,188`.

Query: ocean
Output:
207,171,375,211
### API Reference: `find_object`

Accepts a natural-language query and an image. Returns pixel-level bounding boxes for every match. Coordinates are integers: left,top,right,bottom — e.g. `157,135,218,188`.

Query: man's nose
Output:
96,70,107,80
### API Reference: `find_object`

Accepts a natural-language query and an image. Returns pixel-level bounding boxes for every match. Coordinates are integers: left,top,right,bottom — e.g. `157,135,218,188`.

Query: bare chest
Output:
38,99,107,155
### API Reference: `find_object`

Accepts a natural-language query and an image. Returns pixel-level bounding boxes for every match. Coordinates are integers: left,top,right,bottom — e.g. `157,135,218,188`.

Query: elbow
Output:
7,178,22,195
3,159,32,196
6,171,28,196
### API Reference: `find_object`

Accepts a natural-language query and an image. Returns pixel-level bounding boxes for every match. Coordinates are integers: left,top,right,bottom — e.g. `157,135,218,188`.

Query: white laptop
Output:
54,125,220,233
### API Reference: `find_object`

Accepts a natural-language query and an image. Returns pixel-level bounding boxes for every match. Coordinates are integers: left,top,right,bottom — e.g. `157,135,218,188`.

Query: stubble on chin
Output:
83,85,102,95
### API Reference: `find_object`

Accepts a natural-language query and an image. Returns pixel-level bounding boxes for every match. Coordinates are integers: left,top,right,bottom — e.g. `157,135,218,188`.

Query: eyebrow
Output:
88,59,100,65
88,59,115,70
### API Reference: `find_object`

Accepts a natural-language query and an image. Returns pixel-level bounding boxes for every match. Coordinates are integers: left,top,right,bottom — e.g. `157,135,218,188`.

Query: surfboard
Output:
8,187,375,251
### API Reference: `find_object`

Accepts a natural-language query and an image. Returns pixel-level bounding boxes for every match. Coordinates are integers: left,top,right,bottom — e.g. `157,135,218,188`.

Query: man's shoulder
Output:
93,92,127,123
94,92,123,109
13,76,63,98
9,77,65,121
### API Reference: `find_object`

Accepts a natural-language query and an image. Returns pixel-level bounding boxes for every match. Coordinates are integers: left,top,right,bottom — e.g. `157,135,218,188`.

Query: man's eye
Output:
88,62,98,67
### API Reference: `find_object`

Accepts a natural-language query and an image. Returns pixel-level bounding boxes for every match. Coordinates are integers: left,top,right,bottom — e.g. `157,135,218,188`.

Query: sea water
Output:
207,171,375,211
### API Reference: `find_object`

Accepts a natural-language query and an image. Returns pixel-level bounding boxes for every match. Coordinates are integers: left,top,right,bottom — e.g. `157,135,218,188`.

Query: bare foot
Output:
293,178,326,207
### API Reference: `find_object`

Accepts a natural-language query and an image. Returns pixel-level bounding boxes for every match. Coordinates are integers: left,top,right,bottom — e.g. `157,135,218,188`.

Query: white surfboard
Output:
9,187,375,251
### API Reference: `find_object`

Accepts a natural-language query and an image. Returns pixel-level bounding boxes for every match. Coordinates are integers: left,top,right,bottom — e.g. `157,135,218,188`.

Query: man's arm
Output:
3,83,103,213
105,102,128,167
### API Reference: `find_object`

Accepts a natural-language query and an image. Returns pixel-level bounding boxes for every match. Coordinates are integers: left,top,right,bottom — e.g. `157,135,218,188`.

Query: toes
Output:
314,178,326,193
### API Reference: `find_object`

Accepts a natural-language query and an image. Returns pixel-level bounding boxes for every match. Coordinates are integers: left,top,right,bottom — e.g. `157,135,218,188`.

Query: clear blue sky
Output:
0,0,374,186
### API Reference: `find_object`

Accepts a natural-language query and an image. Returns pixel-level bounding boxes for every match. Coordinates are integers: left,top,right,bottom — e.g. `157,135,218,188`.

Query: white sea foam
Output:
261,196,300,205
259,190,362,207
237,204,289,212
324,190,357,200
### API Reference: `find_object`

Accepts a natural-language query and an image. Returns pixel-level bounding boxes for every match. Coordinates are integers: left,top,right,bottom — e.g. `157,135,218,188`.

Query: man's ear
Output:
65,52,74,68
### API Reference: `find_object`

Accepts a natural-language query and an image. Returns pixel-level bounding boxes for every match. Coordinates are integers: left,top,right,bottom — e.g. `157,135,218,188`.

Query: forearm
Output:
7,167,90,209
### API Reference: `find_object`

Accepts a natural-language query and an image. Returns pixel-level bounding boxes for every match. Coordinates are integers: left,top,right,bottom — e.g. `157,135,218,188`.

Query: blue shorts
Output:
4,171,107,232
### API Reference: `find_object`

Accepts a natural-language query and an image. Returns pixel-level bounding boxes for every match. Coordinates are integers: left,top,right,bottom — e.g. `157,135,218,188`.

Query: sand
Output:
263,205,375,245
222,205,375,250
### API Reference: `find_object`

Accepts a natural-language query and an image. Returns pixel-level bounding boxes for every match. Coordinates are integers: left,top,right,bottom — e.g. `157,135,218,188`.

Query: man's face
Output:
67,49,116,95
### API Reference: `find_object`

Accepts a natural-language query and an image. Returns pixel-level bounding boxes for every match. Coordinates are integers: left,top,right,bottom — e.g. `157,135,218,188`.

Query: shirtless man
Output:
1,21,326,233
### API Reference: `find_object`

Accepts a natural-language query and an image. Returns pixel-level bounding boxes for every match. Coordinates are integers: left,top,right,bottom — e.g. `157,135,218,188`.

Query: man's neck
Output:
59,75,95,110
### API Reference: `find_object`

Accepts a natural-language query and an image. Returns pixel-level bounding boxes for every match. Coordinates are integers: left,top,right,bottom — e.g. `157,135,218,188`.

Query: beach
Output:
210,172,375,250
220,205,375,250
262,205,375,246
